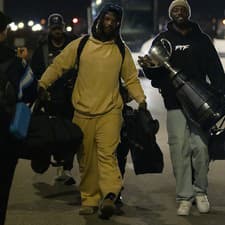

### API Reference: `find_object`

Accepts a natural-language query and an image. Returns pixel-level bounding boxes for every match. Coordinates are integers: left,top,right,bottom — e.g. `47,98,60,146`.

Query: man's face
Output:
171,6,189,26
49,26,64,41
101,11,119,38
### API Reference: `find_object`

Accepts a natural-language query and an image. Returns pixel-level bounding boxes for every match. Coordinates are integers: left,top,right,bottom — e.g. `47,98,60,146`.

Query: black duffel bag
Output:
124,106,164,174
208,128,225,160
16,108,83,173
208,116,225,160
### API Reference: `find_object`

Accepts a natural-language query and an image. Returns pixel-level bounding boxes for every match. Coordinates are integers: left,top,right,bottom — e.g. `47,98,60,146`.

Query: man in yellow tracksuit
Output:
39,3,146,219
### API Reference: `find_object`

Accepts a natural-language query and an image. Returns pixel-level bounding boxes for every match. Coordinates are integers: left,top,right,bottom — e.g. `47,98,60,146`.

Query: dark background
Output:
3,0,225,53
4,0,225,22
5,0,91,22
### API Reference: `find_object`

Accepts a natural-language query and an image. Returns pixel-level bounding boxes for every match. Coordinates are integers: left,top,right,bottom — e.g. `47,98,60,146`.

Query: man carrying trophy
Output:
138,0,225,216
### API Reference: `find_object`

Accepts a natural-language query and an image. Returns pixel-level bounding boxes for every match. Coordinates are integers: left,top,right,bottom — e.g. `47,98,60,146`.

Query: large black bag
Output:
208,128,225,160
208,116,225,160
124,106,164,174
16,110,83,173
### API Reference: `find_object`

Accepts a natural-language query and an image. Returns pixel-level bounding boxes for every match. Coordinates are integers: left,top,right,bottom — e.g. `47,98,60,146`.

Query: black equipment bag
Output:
172,72,225,131
208,129,225,160
123,106,164,174
208,118,225,160
16,102,83,173
19,113,83,158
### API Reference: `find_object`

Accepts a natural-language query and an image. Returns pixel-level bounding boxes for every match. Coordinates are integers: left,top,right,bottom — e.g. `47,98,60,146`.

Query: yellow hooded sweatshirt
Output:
39,36,145,117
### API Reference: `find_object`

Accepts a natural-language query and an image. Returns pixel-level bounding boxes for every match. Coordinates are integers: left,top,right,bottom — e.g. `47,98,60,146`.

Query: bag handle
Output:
30,98,46,114
210,115,225,135
218,116,225,129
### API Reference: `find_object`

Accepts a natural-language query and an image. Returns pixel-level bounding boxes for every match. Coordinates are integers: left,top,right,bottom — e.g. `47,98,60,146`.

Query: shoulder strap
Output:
116,40,126,89
75,34,90,71
116,39,125,65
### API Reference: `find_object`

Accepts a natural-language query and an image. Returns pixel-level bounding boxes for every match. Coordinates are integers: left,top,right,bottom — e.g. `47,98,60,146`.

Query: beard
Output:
49,28,64,43
96,21,116,41
103,29,115,40
52,33,64,42
173,18,190,29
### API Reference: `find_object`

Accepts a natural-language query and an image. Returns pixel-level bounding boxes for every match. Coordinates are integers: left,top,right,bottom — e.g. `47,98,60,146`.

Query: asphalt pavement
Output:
4,78,225,225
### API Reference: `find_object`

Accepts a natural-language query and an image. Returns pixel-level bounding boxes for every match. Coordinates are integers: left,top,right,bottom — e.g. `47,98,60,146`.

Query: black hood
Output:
167,20,203,36
91,3,123,42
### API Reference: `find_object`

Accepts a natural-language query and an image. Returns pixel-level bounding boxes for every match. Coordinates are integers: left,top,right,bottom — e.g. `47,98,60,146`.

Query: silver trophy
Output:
149,39,178,76
148,39,225,131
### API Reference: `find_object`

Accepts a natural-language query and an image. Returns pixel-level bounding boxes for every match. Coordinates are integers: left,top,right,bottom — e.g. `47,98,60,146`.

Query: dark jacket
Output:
0,40,38,225
0,43,37,100
143,21,225,110
30,33,78,119
0,43,37,143
31,33,77,79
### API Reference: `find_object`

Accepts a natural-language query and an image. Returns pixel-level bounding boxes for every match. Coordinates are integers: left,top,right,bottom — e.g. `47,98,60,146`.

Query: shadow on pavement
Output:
79,203,167,225
32,181,81,205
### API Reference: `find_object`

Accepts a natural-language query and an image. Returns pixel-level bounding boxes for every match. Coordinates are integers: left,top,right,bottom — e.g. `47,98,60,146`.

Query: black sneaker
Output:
99,193,116,219
114,193,124,215
115,192,124,208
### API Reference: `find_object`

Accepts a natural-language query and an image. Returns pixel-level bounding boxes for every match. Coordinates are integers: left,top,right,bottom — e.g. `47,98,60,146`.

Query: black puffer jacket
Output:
143,21,225,110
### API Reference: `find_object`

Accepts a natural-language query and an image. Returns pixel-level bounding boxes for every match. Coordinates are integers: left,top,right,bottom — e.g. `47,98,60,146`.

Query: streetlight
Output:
72,17,79,24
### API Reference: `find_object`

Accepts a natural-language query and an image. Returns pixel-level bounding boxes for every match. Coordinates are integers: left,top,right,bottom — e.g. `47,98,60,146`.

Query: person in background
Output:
31,13,78,185
16,47,28,60
38,3,147,219
0,11,37,225
138,0,225,216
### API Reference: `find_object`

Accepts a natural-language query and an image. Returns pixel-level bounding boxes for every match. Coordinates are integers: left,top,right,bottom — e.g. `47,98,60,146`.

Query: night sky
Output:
4,0,91,22
4,0,225,22
159,0,225,19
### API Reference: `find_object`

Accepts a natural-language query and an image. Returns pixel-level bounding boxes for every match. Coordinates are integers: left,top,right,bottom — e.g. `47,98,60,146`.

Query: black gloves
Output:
137,108,159,135
138,100,159,135
33,86,50,112
37,86,50,102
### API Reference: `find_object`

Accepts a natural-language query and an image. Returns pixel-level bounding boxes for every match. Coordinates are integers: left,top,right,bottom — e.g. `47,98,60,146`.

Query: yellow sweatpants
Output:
73,109,123,207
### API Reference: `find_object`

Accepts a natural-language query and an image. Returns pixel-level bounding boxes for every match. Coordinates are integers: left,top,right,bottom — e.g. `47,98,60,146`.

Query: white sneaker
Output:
177,200,192,216
195,195,210,213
